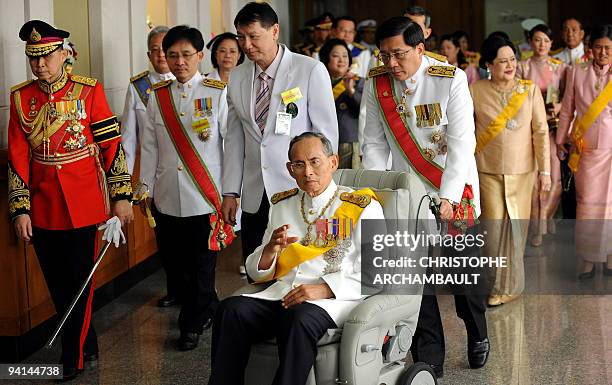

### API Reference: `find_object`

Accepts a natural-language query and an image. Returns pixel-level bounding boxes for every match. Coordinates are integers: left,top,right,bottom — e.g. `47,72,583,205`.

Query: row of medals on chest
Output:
191,96,213,141
300,189,353,251
393,80,447,160
29,92,88,151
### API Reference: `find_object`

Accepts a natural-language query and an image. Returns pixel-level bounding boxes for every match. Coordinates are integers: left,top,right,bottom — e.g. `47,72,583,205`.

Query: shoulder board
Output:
70,75,97,86
368,65,389,78
271,188,299,204
151,79,173,90
547,57,562,66
202,78,227,90
130,70,149,82
340,192,371,208
427,65,456,78
425,51,448,63
353,42,366,50
550,48,563,56
10,79,34,93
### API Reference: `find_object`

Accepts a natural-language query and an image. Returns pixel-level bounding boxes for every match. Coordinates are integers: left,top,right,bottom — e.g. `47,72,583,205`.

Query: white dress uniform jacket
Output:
244,180,385,326
361,55,480,215
553,42,585,65
348,43,372,79
121,70,174,173
140,71,227,217
223,44,338,213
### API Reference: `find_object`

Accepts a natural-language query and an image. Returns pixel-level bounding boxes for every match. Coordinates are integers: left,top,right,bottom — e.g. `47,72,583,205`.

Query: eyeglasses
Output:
288,158,324,173
377,49,414,64
166,51,199,61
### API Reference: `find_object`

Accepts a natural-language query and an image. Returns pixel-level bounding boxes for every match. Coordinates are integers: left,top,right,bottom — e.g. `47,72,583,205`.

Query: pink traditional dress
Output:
557,61,612,263
517,56,567,239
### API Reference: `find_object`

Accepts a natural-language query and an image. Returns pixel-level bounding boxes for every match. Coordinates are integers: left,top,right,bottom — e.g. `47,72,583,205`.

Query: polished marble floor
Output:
17,236,612,385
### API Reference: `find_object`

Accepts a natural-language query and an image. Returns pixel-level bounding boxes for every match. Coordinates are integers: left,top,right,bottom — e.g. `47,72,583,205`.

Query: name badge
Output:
275,112,292,135
280,87,303,105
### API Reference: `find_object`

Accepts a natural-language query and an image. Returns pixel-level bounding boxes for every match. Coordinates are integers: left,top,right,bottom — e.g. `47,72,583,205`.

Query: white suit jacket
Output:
244,180,385,326
140,72,227,217
121,70,174,174
222,44,339,213
361,55,480,215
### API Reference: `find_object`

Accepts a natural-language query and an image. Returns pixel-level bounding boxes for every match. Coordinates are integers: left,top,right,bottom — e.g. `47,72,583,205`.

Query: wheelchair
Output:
234,169,438,385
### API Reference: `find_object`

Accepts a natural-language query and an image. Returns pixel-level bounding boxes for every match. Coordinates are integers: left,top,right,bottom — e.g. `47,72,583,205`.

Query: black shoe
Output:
55,366,83,383
603,264,612,276
83,352,98,362
468,337,490,369
429,363,444,379
578,266,596,280
178,332,200,351
202,317,213,331
157,295,179,307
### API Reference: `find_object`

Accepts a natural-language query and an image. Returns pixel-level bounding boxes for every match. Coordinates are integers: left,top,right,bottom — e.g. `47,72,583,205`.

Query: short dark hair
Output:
589,24,612,46
562,17,583,30
318,38,352,67
332,16,357,30
288,132,334,160
479,35,516,68
234,2,278,29
403,5,431,28
439,33,468,66
529,24,553,40
162,25,204,53
487,30,511,40
207,33,245,69
375,16,424,48
452,30,469,41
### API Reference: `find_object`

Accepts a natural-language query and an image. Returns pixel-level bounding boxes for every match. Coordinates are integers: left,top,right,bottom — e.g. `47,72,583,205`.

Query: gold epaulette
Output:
10,79,34,93
151,79,173,90
425,51,448,63
130,70,149,82
202,78,227,90
427,65,456,78
271,188,299,204
71,75,97,87
353,42,366,50
368,65,388,78
340,192,371,208
547,57,562,66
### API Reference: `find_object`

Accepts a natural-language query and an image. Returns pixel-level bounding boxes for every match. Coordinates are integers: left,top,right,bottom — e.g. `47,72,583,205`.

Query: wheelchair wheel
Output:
397,362,437,385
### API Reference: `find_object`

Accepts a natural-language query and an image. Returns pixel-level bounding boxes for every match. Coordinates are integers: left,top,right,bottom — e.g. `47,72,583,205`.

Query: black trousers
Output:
156,212,219,333
152,202,181,298
32,226,98,370
241,192,270,283
411,228,488,366
208,296,336,385
560,157,577,219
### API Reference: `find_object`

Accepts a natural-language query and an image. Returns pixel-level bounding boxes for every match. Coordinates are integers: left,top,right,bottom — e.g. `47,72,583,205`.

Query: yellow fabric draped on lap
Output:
569,80,612,172
272,188,378,280
475,80,530,154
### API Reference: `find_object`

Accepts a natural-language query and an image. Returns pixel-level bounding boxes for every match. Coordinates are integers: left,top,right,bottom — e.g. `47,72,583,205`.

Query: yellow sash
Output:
332,79,346,100
568,80,612,172
475,80,530,154
272,188,378,280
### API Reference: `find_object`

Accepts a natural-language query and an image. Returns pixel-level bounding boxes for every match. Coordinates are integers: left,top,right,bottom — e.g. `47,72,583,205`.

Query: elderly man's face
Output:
287,137,338,197
28,49,68,82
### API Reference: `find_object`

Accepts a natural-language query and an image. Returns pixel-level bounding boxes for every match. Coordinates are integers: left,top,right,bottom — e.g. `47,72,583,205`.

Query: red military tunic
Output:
8,70,132,230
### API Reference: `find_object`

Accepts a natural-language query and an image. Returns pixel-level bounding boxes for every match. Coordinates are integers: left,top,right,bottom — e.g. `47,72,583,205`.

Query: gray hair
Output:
288,132,334,161
147,25,170,50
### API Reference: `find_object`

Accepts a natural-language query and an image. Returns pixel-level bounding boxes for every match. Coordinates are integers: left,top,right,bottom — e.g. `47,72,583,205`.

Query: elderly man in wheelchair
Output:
208,132,437,385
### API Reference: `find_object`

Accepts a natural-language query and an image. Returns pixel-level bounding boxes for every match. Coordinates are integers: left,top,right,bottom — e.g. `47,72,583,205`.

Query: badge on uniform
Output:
192,118,211,141
280,87,302,119
312,217,353,248
414,103,442,127
194,97,212,118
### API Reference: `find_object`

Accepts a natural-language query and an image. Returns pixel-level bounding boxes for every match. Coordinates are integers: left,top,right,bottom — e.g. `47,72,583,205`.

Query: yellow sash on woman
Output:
475,79,531,154
332,79,346,100
272,188,378,279
568,80,612,172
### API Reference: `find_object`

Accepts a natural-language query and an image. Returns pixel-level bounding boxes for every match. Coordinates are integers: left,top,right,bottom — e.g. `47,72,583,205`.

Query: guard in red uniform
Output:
8,20,134,382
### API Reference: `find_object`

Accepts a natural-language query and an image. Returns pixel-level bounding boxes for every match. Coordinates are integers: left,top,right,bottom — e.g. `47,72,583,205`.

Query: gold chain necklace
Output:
300,188,339,246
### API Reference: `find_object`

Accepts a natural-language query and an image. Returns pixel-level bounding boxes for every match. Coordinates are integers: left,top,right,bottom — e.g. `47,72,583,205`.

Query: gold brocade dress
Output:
469,79,550,297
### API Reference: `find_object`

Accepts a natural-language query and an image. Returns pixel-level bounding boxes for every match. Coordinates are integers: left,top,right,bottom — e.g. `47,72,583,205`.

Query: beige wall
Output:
54,0,91,76
147,0,168,27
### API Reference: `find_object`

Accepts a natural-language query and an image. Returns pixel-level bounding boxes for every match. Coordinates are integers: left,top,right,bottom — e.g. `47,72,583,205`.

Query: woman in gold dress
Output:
470,36,551,306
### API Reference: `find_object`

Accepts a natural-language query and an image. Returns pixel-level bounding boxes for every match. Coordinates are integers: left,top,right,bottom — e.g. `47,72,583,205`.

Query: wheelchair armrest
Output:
231,282,273,296
345,294,421,327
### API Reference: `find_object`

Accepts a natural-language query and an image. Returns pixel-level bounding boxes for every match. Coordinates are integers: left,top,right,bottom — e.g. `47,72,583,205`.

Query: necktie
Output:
255,72,271,133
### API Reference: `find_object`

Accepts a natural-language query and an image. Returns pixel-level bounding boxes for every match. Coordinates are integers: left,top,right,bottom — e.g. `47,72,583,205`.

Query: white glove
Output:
99,216,126,248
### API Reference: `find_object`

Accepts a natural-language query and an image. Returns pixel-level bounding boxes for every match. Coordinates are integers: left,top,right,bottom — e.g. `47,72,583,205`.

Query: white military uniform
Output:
244,180,385,326
223,44,338,213
553,42,585,65
121,70,175,173
140,71,227,217
362,54,480,215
